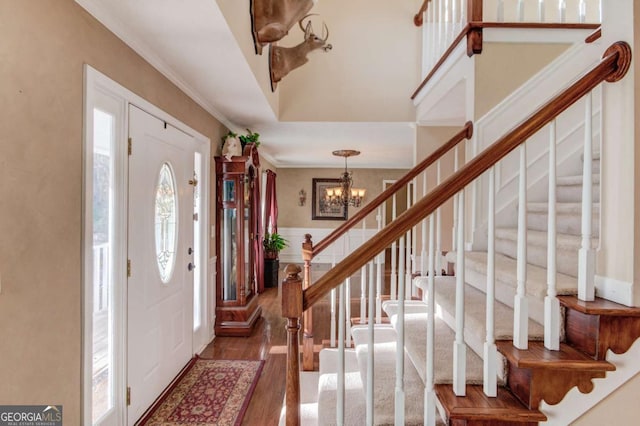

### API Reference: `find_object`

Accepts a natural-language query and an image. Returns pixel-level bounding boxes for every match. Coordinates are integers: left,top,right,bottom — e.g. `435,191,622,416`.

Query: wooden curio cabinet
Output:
214,143,262,336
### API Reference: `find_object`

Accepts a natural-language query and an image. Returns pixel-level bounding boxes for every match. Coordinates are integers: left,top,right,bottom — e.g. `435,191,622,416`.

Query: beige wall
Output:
277,168,408,228
475,43,570,118
573,372,640,425
278,0,422,122
416,126,461,254
216,0,279,115
0,1,226,423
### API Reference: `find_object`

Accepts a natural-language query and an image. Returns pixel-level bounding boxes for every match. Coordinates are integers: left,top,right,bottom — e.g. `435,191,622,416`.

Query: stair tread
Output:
465,251,577,299
558,295,640,317
350,326,429,425
557,174,600,185
435,384,547,422
527,202,600,214
496,227,582,246
496,341,616,370
436,276,543,339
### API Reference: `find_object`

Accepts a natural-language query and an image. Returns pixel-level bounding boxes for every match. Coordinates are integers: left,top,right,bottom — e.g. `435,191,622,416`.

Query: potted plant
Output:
263,232,287,288
221,129,261,160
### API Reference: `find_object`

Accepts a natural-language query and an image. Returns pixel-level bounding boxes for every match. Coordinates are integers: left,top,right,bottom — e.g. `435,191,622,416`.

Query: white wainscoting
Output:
278,227,380,265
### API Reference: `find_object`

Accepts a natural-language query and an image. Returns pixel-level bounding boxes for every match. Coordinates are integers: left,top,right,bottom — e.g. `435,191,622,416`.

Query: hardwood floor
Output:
198,265,361,425
200,287,287,426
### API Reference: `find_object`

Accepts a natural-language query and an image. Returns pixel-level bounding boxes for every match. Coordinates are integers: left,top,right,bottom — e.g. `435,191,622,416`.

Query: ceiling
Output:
75,0,417,169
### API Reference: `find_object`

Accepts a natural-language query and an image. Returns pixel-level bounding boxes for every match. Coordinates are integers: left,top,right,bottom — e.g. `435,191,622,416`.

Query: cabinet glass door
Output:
221,178,237,302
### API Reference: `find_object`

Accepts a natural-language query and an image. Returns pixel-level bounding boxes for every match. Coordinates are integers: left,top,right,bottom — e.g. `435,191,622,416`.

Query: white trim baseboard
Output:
595,275,635,307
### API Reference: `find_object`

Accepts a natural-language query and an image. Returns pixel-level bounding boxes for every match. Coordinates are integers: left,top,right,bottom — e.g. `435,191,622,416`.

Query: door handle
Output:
188,263,196,271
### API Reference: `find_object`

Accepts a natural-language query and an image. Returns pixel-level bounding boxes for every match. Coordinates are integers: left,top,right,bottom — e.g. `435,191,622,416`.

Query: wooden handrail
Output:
411,24,471,100
303,41,631,311
414,0,431,26
311,121,473,258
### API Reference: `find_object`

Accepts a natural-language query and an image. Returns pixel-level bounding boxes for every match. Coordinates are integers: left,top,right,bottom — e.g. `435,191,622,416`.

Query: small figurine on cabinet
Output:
221,132,242,160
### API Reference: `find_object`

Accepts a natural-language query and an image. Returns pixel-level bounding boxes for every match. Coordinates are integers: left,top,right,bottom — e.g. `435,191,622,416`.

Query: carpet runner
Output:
138,357,264,426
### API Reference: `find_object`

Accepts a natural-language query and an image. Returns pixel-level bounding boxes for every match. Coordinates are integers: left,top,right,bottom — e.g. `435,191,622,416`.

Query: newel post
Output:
282,264,303,426
467,0,483,56
302,234,314,371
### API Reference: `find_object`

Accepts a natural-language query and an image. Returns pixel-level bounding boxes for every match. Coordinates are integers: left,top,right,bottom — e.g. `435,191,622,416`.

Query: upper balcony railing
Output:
413,0,602,99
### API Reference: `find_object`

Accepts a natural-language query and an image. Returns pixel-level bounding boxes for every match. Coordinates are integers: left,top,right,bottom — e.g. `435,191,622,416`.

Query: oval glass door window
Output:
155,163,178,283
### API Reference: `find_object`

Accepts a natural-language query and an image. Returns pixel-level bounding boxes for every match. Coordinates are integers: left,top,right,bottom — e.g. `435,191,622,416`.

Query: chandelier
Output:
325,150,366,208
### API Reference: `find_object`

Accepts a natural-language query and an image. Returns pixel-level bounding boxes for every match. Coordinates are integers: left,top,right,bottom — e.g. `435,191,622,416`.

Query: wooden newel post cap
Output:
304,234,313,244
285,264,302,281
282,264,303,318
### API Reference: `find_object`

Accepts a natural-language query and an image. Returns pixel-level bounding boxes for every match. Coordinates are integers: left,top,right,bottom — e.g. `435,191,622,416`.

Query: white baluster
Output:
578,91,595,301
497,0,504,22
391,194,398,300
345,232,352,347
451,0,458,35
346,277,352,347
376,208,383,323
484,167,498,397
453,191,466,396
453,146,459,252
438,0,444,56
361,222,367,323
578,0,586,23
413,177,418,276
545,121,560,350
517,0,524,21
538,0,545,22
429,2,436,71
443,0,450,48
424,213,436,425
406,184,413,299
598,0,602,23
395,236,406,424
399,235,406,301
459,0,466,23
376,250,383,323
435,161,442,275
558,0,566,23
366,260,375,426
421,172,428,280
331,250,337,348
337,280,345,425
471,136,478,246
513,144,529,350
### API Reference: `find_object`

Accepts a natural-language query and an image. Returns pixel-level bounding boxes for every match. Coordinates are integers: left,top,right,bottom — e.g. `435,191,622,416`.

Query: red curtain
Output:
253,170,264,293
264,170,278,234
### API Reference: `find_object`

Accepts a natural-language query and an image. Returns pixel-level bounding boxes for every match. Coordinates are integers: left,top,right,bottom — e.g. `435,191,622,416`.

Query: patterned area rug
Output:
138,358,265,426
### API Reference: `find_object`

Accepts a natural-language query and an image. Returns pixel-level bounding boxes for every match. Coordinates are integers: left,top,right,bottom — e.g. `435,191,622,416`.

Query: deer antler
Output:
321,22,329,42
298,13,319,33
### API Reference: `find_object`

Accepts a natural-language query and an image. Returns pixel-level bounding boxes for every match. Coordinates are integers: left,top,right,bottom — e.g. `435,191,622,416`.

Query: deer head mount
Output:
250,0,314,55
269,15,332,91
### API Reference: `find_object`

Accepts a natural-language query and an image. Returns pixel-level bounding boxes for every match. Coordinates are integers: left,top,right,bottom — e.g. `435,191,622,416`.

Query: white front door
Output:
127,105,196,424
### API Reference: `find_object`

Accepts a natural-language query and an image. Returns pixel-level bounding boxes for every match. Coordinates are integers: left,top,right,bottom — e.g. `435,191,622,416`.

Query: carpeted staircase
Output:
314,152,612,424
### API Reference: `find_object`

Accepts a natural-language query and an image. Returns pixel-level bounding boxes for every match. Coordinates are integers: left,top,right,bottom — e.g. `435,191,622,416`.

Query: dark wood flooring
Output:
200,287,287,426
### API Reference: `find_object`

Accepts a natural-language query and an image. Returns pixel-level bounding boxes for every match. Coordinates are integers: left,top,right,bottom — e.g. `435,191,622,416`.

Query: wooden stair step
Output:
559,295,640,359
497,341,615,409
435,384,546,425
558,295,640,316
497,341,615,370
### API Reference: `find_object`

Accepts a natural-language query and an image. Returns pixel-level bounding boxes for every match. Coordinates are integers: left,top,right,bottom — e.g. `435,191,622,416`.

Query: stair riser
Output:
495,238,578,278
556,183,600,203
464,266,546,325
527,211,599,236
